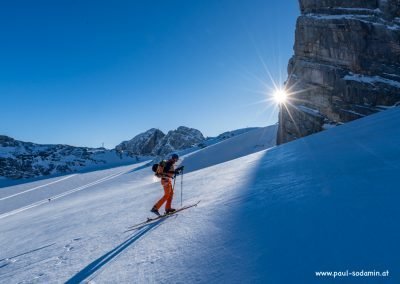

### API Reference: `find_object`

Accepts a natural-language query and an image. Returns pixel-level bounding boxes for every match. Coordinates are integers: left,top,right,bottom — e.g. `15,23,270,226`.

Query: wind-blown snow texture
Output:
0,109,399,283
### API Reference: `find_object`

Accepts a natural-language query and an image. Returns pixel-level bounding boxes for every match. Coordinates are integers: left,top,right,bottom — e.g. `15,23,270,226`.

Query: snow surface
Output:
215,127,259,140
180,125,278,173
305,13,373,21
344,74,400,89
335,8,381,13
297,105,323,118
1,109,399,283
305,13,400,31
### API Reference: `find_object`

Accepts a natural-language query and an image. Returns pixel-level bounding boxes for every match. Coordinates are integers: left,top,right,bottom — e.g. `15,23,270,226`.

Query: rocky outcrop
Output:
152,126,205,156
115,126,205,157
115,128,165,156
278,0,400,144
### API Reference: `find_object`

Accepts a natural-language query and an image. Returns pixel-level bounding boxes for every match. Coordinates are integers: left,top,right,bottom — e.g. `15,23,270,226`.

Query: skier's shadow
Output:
65,218,168,284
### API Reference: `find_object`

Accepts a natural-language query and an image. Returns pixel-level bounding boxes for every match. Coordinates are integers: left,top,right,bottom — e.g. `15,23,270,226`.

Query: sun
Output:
273,89,288,104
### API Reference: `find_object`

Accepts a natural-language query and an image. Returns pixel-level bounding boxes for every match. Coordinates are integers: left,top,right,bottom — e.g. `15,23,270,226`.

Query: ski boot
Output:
165,208,176,214
151,206,160,216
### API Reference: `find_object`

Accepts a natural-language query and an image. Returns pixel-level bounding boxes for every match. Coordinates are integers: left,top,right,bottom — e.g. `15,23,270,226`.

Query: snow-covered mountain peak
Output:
115,128,165,156
152,126,205,156
0,135,18,146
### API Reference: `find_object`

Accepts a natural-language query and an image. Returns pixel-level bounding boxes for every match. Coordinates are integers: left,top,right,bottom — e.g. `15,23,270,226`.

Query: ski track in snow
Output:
0,161,151,219
0,174,77,201
0,171,125,219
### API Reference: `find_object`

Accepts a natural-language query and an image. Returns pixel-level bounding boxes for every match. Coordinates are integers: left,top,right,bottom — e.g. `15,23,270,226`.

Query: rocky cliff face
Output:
115,128,165,156
115,126,205,157
278,0,400,144
152,126,205,156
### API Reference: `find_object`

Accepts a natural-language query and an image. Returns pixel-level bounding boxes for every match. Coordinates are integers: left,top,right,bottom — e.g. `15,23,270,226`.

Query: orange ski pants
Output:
154,178,174,210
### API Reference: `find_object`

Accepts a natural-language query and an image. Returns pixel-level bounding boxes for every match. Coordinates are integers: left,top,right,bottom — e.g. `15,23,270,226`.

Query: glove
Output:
174,166,184,174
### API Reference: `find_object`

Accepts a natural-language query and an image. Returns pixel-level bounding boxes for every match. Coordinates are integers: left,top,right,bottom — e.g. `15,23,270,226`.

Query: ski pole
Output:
172,173,177,192
180,169,184,207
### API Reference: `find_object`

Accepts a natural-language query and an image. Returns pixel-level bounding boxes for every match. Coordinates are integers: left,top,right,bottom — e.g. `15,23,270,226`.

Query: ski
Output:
124,201,200,233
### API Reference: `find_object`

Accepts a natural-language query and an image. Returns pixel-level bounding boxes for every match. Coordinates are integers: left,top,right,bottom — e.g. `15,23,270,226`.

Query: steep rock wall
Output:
278,0,400,144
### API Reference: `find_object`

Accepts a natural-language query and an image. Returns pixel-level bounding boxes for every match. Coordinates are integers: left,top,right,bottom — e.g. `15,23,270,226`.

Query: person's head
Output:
171,153,179,163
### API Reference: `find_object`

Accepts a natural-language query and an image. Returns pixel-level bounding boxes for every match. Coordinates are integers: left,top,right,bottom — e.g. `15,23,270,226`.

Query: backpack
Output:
152,160,167,178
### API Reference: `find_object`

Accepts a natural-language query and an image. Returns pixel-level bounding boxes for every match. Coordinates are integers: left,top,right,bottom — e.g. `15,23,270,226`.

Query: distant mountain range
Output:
0,135,147,180
0,126,263,181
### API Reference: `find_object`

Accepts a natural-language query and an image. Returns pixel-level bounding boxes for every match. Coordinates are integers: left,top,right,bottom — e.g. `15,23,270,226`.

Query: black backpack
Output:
152,160,167,177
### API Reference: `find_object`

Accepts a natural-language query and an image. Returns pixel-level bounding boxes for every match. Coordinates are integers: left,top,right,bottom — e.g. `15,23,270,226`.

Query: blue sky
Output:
1,0,299,148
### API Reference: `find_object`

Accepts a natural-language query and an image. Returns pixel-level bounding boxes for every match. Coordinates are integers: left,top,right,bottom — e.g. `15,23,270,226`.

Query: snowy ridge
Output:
215,127,259,140
180,125,278,173
0,135,150,184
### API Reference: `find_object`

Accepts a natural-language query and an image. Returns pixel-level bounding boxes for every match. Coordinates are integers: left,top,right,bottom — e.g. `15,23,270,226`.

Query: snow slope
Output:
180,124,278,173
0,109,399,283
